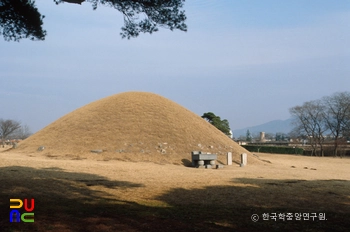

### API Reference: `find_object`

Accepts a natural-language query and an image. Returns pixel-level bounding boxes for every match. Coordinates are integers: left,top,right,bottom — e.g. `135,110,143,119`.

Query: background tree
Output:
322,92,350,157
202,112,231,136
246,129,252,142
290,91,350,157
0,119,21,147
290,100,327,156
13,124,32,140
0,0,187,41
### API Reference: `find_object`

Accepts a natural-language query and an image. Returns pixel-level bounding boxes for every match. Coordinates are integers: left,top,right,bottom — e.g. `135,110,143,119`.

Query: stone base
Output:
216,164,224,169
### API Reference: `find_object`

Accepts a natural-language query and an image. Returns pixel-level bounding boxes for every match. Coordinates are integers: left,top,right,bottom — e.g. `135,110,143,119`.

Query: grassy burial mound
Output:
16,92,255,165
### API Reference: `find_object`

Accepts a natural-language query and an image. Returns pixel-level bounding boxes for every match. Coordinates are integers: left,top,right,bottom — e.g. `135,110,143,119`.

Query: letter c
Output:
21,213,34,223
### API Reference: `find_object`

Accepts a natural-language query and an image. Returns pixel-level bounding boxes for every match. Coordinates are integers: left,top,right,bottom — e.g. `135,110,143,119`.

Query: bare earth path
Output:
1,150,349,231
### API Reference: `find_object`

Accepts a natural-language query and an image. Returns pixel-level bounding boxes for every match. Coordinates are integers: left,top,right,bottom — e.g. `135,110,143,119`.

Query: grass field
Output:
1,149,349,232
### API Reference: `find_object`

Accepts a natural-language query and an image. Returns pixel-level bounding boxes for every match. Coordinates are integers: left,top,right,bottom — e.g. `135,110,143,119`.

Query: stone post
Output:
227,152,232,165
240,153,247,167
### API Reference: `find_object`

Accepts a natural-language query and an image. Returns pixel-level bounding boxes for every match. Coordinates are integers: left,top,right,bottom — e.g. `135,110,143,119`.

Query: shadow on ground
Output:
181,159,192,167
0,166,349,232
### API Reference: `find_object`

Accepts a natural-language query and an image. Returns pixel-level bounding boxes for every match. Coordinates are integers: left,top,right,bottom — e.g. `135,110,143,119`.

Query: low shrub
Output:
242,145,304,155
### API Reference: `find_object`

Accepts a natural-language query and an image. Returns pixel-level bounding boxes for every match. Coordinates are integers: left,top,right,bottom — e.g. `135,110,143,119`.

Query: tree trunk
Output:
333,139,338,157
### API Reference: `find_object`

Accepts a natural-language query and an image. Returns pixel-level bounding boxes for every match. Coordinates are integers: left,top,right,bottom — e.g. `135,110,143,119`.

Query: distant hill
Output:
232,118,293,138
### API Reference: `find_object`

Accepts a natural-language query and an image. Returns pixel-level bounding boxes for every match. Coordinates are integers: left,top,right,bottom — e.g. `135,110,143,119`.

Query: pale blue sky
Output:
1,0,349,134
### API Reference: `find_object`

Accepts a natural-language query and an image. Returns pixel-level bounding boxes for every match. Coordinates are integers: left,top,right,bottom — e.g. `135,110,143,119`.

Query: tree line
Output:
289,92,350,157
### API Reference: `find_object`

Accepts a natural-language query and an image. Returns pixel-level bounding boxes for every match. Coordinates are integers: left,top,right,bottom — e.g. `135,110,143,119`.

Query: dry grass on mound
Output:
14,92,258,165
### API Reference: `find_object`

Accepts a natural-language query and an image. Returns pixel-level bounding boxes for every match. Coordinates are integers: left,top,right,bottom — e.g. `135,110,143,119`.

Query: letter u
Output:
24,199,35,212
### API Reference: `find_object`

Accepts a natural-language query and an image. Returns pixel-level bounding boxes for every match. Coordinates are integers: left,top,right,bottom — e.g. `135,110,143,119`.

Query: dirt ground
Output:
1,148,349,231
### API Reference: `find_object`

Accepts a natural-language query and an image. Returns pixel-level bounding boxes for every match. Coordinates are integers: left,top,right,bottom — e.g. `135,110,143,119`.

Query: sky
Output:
1,0,349,134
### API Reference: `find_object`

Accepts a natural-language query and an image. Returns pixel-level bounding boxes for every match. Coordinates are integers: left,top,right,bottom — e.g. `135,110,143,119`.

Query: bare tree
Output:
290,100,327,156
0,119,21,147
322,92,350,157
14,124,32,140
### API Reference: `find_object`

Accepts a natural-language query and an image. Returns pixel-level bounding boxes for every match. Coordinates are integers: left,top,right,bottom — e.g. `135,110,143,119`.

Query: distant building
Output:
237,141,247,145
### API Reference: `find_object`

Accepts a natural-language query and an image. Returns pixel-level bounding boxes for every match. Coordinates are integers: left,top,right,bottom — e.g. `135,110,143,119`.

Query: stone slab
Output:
241,153,247,166
192,154,217,161
227,152,232,165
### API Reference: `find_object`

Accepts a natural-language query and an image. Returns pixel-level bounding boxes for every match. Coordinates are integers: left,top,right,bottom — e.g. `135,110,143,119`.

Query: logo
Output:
251,214,259,222
9,199,35,223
